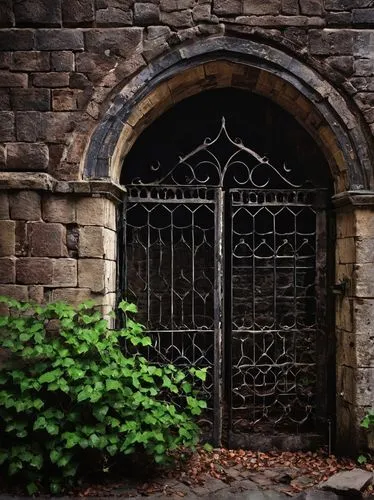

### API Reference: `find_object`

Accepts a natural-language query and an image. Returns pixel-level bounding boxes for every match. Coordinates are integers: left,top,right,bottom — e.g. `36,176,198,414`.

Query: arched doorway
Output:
120,89,335,449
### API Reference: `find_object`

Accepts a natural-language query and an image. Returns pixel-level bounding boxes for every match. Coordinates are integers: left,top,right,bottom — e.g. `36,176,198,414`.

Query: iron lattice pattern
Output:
124,187,217,434
229,189,319,435
123,118,327,445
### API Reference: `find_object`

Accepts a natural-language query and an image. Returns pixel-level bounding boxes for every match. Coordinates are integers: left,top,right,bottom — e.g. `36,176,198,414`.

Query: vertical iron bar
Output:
117,194,127,328
213,188,224,447
315,193,328,436
171,209,174,330
147,210,151,325
252,209,256,424
228,191,234,444
192,210,195,328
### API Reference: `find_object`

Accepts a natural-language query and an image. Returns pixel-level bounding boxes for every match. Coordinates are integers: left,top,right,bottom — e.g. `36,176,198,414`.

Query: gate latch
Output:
331,278,349,296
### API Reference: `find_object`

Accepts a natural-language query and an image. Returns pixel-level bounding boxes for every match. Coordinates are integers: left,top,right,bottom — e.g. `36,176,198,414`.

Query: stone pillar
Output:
334,192,374,454
0,173,125,321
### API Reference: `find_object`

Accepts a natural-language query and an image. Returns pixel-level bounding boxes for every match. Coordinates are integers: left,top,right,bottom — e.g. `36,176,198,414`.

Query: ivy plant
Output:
0,297,207,494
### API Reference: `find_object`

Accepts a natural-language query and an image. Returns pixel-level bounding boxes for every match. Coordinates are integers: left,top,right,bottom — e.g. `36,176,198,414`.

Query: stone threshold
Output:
0,173,126,204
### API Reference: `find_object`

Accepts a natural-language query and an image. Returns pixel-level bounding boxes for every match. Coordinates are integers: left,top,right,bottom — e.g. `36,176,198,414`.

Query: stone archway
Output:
82,37,374,454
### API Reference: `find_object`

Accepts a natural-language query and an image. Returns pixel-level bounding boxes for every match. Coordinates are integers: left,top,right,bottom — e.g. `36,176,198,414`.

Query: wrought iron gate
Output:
123,118,329,448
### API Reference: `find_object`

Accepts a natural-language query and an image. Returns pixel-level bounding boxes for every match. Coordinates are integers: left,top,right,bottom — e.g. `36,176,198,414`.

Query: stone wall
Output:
0,0,373,180
0,176,122,315
1,0,374,453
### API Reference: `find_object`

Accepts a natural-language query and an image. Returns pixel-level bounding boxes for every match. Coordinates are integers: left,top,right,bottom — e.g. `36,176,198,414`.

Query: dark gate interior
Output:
121,89,334,449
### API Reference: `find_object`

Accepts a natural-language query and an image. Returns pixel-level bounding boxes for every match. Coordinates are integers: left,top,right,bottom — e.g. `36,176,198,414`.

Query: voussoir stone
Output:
319,468,373,496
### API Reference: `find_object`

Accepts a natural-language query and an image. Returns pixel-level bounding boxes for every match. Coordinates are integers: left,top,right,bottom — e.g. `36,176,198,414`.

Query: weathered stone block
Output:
96,0,134,8
192,4,211,21
96,7,133,26
324,0,362,9
161,10,193,27
16,111,43,142
105,260,116,292
16,257,53,284
325,56,354,76
0,90,10,111
320,468,373,495
356,368,374,407
78,258,105,292
12,51,50,71
354,58,374,76
76,197,116,229
28,285,44,303
104,228,116,261
50,51,75,72
336,329,356,369
337,365,355,405
62,0,95,25
353,30,374,58
0,257,15,283
0,194,9,220
353,8,374,23
15,221,27,256
336,210,354,238
309,29,353,55
160,0,194,11
336,237,355,264
0,285,28,301
134,3,160,25
77,226,115,259
0,221,15,257
39,112,78,143
52,89,81,112
28,222,67,257
300,0,322,15
355,330,374,367
281,0,298,14
78,226,104,258
0,146,5,170
10,89,50,111
0,72,27,88
35,29,84,50
0,111,15,141
0,29,34,50
354,263,374,298
31,72,70,87
14,0,62,26
42,195,76,223
326,12,352,25
52,258,77,287
243,0,280,15
9,191,41,221
69,72,92,90
84,28,143,57
0,0,15,27
0,52,11,69
356,237,374,264
336,295,353,332
355,208,374,237
6,143,49,171
50,286,92,304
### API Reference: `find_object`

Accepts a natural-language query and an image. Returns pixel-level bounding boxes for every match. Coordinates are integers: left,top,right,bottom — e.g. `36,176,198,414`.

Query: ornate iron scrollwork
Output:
130,117,303,189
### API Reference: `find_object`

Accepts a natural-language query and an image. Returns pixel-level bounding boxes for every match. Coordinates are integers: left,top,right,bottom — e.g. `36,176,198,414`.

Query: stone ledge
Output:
0,173,126,203
333,190,374,208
